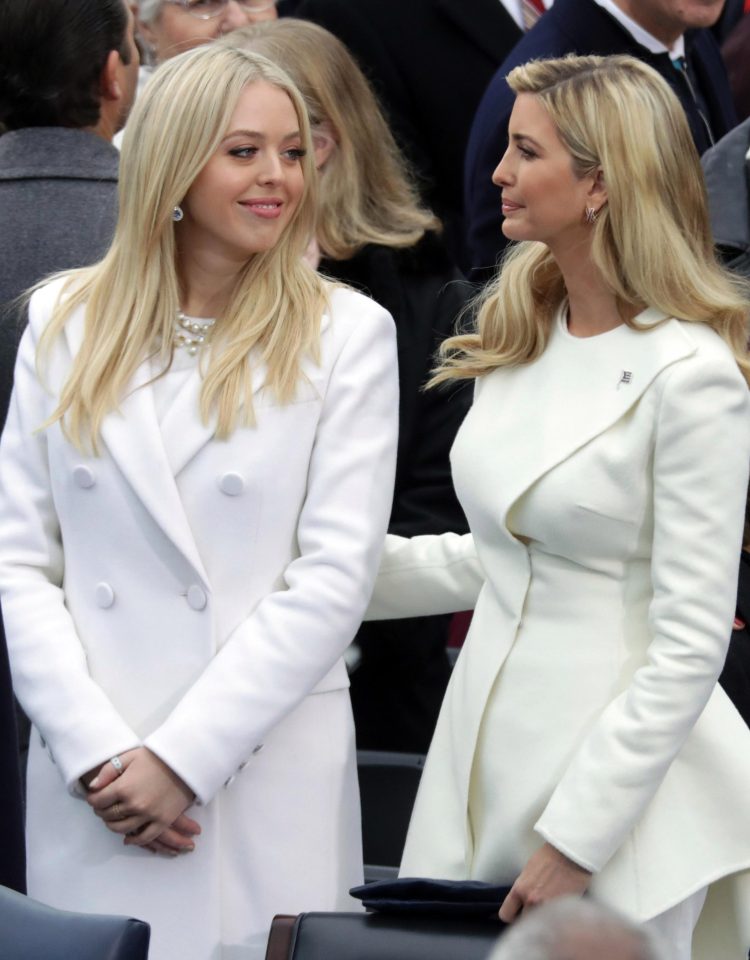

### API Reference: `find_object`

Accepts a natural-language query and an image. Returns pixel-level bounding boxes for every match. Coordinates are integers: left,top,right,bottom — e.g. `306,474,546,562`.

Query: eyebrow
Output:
510,132,544,150
222,129,302,143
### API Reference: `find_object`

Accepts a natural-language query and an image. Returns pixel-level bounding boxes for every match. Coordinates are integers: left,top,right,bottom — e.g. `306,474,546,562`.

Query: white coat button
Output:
73,465,96,488
95,582,115,609
219,472,245,496
186,585,207,611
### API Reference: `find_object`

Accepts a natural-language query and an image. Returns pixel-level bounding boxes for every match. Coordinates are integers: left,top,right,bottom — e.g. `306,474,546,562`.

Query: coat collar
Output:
62,306,330,579
0,127,119,183
469,308,696,533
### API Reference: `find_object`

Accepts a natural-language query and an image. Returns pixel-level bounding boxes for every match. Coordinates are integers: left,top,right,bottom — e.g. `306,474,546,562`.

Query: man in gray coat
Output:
0,0,139,427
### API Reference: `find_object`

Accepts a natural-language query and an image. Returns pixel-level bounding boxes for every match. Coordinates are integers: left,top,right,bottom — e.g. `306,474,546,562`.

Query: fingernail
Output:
90,776,100,788
180,845,195,854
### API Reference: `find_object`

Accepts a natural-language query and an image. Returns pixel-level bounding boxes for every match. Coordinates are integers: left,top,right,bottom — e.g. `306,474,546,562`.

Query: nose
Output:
222,0,251,29
492,146,514,188
257,149,283,184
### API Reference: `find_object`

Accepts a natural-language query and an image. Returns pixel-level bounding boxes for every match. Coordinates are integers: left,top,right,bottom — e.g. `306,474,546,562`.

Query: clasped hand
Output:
499,842,592,922
85,747,199,857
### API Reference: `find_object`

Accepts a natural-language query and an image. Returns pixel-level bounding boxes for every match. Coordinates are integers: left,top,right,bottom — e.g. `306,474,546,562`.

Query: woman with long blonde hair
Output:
0,43,398,960
230,18,473,753
366,54,750,959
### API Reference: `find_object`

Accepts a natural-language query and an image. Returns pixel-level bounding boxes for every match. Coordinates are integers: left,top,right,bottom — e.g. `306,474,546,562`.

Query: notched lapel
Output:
436,0,521,63
477,313,696,530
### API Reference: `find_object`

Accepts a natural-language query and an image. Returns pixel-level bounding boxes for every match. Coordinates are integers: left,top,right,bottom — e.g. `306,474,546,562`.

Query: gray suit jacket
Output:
0,127,118,428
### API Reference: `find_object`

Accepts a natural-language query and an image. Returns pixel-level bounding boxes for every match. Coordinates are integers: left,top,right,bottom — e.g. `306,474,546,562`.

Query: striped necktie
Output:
522,0,545,30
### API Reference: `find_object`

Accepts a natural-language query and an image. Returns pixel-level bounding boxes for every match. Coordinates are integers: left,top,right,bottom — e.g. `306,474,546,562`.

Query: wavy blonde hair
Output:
432,54,750,386
39,43,326,450
226,18,439,259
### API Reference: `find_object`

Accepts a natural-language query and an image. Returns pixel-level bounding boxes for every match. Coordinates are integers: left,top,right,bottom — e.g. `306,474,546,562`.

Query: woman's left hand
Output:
499,842,592,922
86,746,195,846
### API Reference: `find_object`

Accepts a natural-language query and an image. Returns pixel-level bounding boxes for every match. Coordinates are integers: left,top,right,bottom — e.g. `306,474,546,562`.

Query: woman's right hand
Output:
86,750,200,855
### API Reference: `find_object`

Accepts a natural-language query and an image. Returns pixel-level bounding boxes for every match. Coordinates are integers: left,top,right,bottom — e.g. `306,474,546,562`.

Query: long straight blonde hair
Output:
39,44,327,450
432,55,750,386
227,18,439,260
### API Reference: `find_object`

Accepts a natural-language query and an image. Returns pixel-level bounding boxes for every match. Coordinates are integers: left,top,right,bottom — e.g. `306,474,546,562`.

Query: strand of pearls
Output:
174,312,216,356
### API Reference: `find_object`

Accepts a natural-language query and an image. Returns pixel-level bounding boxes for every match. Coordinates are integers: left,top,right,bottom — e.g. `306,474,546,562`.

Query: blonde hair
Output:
226,18,439,259
39,43,326,450
433,55,750,385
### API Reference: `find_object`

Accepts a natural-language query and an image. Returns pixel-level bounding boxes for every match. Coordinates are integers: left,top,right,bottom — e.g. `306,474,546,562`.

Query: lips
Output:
239,198,284,220
501,197,524,214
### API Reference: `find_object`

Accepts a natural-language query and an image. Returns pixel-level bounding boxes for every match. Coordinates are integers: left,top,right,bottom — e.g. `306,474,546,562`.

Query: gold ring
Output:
113,802,123,820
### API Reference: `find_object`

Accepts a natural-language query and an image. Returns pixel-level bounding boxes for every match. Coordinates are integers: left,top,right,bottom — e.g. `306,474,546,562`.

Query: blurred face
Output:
492,93,605,253
178,81,306,268
140,0,277,62
615,0,724,44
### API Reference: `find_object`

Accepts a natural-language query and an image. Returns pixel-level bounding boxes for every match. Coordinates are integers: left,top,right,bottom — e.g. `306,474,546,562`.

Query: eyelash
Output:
518,146,537,160
228,147,307,161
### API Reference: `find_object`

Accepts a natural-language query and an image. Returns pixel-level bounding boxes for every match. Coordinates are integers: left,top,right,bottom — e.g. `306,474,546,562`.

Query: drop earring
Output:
173,205,184,222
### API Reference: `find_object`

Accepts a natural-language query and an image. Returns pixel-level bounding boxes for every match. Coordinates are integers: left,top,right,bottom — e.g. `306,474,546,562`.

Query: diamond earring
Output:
173,205,184,222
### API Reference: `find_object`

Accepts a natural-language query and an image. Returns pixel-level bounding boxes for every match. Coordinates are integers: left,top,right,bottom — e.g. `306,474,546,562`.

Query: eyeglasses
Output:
165,0,277,20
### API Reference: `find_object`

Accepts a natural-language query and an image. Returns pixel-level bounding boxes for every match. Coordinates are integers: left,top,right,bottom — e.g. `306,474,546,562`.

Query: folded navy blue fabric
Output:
349,878,511,917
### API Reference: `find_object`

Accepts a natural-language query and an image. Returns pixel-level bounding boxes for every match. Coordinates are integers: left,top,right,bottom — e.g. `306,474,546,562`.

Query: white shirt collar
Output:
591,0,685,59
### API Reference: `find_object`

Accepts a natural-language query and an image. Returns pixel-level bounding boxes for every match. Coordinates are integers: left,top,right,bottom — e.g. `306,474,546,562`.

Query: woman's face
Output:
178,80,306,270
492,94,605,251
140,1,277,63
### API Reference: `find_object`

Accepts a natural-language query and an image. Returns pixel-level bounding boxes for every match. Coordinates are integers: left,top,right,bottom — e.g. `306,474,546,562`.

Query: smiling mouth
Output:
240,200,283,220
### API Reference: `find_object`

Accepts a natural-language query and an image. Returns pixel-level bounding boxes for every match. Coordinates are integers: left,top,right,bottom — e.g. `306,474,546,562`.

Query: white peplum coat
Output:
0,276,399,960
367,306,750,958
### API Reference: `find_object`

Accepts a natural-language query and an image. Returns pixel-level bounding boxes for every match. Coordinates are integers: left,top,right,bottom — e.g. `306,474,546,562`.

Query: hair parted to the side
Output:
38,43,326,451
431,54,750,386
226,18,439,259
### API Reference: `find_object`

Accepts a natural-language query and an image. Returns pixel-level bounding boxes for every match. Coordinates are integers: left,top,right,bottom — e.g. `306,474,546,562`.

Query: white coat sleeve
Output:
364,531,484,620
0,294,140,794
144,306,400,804
534,346,750,872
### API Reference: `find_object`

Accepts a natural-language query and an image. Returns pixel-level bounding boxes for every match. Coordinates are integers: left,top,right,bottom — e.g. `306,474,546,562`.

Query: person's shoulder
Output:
663,318,748,395
322,282,396,352
26,274,82,337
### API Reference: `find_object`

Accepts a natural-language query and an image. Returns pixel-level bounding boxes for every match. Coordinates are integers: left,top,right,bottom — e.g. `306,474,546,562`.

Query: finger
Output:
94,802,132,824
104,815,146,836
87,784,122,810
89,756,128,791
123,821,166,846
144,839,180,857
155,826,197,852
499,888,524,924
172,813,201,836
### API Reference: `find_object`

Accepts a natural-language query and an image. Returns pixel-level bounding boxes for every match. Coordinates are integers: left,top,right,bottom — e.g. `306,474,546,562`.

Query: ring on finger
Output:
113,801,124,820
110,755,124,776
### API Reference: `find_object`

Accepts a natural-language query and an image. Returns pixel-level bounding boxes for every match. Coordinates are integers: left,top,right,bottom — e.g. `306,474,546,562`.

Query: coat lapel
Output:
63,314,210,584
436,0,521,63
472,310,697,531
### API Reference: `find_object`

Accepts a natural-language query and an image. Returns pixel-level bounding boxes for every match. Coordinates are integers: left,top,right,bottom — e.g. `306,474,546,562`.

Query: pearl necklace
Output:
174,311,215,356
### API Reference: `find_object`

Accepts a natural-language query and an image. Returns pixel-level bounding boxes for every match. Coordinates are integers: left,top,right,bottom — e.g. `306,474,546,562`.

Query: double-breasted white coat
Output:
367,306,750,958
0,277,399,960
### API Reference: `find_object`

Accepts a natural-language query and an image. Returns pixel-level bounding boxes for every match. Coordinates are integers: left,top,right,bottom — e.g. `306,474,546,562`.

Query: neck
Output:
611,0,683,47
87,103,120,144
549,234,625,337
177,244,246,318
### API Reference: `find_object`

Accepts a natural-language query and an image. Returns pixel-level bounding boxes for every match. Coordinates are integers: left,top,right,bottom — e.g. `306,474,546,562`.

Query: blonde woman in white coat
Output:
0,45,398,960
367,56,750,960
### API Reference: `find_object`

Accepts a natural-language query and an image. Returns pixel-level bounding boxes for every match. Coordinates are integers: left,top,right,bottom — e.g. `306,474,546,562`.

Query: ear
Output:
587,166,608,210
311,120,338,170
100,49,123,103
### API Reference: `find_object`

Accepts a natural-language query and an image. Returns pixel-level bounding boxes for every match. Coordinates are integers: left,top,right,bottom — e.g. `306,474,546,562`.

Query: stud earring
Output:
173,205,184,222
584,206,598,225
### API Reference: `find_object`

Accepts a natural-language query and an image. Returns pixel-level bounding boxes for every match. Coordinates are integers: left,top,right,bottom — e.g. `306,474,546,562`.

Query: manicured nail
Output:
90,776,100,788
180,845,195,854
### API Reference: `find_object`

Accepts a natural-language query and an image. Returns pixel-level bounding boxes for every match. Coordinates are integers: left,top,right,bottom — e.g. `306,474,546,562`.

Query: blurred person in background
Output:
231,19,472,753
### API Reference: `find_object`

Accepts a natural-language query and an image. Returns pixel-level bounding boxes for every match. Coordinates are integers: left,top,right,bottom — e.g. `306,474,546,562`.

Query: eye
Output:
229,146,258,159
518,145,537,160
282,147,307,162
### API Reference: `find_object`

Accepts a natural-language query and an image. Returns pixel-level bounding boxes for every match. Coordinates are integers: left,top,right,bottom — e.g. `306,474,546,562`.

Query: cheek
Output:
157,11,219,51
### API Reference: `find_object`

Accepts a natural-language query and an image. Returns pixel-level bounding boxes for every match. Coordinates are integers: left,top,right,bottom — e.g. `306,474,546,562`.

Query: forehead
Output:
226,80,298,127
508,93,560,140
